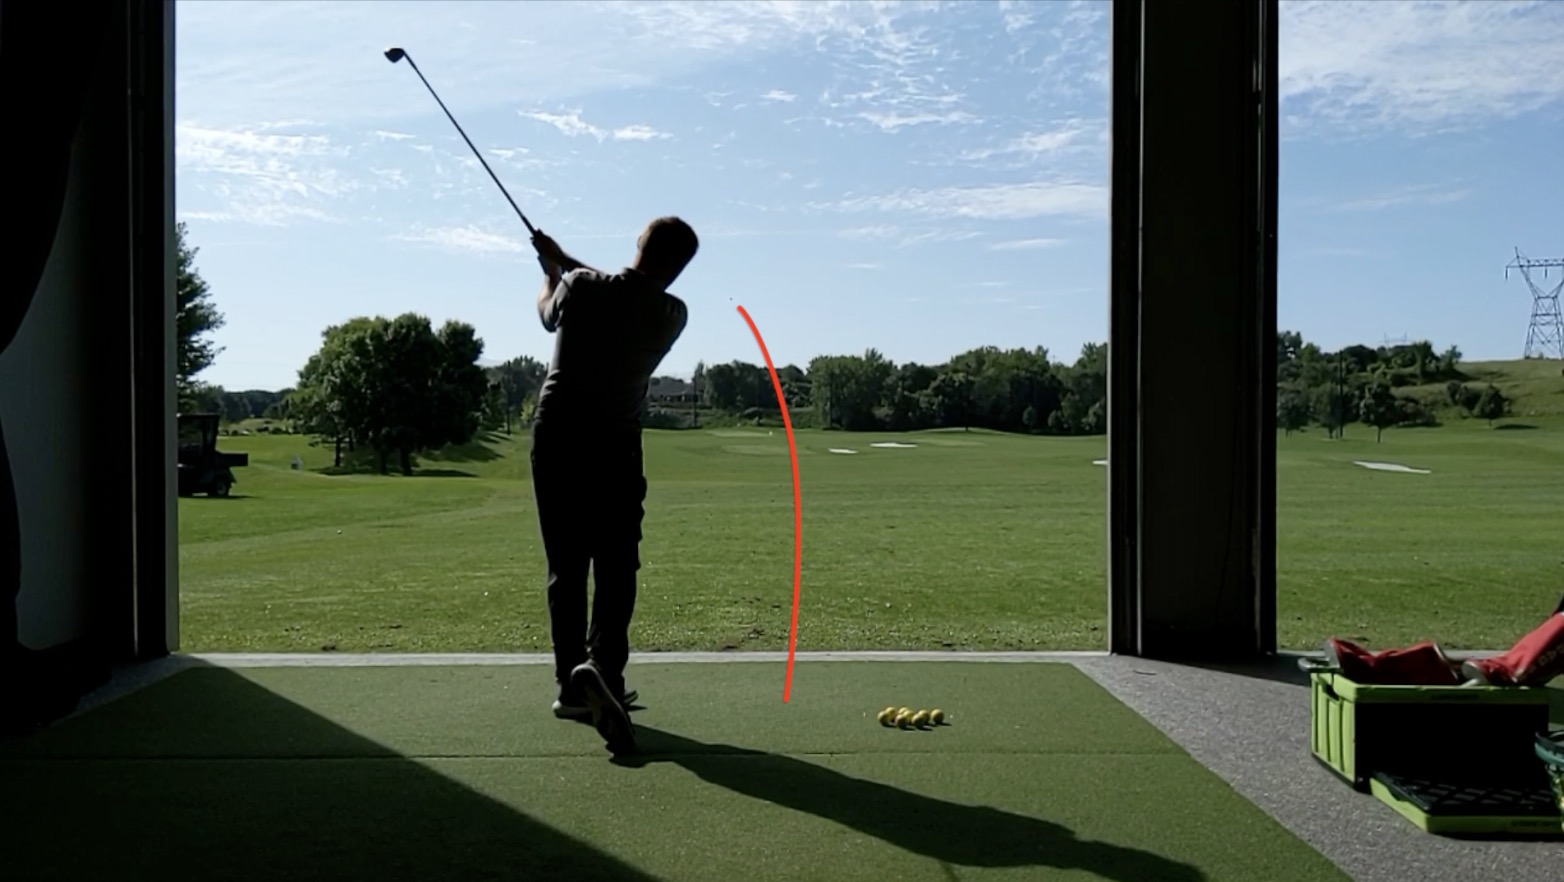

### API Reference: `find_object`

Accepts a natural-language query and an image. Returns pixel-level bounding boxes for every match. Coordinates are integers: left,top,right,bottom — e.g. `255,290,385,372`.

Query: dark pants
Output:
530,422,647,692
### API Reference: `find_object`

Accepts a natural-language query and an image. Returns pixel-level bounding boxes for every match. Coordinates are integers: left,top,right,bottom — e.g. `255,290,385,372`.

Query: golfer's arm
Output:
558,250,599,274
538,266,564,332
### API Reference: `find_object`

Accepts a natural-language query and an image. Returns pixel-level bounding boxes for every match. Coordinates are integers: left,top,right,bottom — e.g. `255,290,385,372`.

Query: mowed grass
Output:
180,416,1564,653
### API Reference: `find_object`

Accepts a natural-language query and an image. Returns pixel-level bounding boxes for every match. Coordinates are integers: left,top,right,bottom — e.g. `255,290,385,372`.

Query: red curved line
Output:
736,305,803,702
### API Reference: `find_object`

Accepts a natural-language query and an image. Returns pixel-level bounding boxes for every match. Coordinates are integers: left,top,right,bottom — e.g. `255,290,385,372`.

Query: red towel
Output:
1326,638,1462,686
1461,614,1564,687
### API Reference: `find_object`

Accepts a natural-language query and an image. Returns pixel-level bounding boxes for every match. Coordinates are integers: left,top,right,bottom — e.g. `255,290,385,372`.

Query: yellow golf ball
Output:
877,708,895,726
911,710,931,728
895,712,912,729
898,707,912,718
930,709,946,725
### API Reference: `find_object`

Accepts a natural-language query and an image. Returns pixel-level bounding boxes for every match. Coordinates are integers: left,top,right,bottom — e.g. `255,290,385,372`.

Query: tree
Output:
1277,385,1312,435
1409,340,1436,382
1440,345,1462,376
1474,384,1510,427
175,223,226,409
1358,381,1399,443
291,314,490,475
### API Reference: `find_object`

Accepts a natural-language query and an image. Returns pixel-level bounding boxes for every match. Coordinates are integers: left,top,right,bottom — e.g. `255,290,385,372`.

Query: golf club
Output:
384,47,539,237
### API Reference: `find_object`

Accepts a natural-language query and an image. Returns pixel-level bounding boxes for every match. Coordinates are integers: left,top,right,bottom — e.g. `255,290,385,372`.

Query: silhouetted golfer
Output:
529,218,696,755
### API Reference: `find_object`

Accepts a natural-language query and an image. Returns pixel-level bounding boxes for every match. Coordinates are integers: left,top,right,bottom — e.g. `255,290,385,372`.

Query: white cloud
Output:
961,119,1101,163
826,181,1108,222
846,262,881,270
612,124,672,141
373,130,415,141
860,110,978,132
1337,183,1471,212
522,110,605,139
520,110,670,142
839,225,902,241
175,0,1561,144
762,89,798,103
370,168,409,189
988,238,1066,251
996,0,1036,35
393,225,524,255
837,224,984,248
176,123,357,226
1280,0,1564,136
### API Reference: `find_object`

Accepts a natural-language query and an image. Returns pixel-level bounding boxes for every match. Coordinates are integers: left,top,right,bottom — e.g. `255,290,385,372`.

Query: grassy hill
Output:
1451,357,1564,417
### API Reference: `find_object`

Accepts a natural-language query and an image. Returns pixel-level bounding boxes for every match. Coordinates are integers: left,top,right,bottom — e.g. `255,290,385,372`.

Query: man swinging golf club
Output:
530,217,696,755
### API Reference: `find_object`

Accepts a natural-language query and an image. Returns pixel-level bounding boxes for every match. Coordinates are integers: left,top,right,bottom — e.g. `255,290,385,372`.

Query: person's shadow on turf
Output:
608,726,1207,882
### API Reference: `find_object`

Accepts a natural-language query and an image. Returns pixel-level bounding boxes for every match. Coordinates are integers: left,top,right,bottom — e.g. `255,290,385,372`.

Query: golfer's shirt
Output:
535,268,689,433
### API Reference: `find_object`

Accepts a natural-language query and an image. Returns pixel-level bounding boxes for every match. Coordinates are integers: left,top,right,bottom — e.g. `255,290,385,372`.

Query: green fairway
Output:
0,662,1353,882
179,413,1564,653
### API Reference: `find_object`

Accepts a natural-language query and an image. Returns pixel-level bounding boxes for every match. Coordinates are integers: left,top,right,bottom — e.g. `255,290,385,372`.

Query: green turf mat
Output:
0,661,1181,759
0,661,1351,882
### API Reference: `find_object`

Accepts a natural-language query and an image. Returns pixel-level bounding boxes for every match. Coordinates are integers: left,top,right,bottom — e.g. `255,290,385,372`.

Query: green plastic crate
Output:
1368,772,1562,837
1307,666,1553,792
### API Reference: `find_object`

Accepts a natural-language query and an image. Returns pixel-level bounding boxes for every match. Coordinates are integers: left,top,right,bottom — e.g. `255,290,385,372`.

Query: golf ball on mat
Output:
931,709,946,724
895,712,912,729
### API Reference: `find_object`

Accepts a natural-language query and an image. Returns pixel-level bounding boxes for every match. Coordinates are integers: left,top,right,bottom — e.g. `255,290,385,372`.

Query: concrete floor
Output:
58,650,1564,882
1071,653,1563,882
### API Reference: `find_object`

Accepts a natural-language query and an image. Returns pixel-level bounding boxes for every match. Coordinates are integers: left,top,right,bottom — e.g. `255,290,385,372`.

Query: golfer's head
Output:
636,217,698,284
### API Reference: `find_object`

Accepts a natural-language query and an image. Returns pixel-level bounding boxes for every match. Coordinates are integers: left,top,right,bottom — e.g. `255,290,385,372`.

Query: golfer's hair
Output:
641,216,699,269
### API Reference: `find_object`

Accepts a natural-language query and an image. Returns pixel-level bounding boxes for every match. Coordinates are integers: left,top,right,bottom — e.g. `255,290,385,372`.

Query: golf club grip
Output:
404,57,536,235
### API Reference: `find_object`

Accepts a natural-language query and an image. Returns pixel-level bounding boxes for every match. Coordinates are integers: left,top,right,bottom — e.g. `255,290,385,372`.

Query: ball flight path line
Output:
736,305,803,703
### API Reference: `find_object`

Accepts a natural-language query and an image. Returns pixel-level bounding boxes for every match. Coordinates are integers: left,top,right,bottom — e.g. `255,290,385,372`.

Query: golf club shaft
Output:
399,53,538,237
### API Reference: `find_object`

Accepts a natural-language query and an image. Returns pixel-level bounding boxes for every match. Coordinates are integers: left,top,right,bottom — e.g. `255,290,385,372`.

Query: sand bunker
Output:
870,442,918,449
1353,461,1431,474
828,448,857,455
1093,459,1108,466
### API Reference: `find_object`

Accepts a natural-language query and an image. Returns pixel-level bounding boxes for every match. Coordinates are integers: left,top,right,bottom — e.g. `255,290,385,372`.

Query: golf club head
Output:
384,47,406,63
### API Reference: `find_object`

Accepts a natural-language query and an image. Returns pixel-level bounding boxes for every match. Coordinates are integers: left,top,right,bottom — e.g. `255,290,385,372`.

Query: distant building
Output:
648,376,697,404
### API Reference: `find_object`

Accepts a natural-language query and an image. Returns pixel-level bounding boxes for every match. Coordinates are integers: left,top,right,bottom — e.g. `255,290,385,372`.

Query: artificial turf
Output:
0,660,1352,881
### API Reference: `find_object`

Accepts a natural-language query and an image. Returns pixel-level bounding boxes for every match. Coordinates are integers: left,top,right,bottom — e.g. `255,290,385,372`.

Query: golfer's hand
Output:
532,230,568,267
537,254,561,279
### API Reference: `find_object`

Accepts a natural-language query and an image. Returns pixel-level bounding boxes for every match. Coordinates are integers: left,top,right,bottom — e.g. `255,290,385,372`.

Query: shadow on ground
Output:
1171,655,1315,688
1494,423,1539,431
612,726,1207,882
418,433,507,464
0,665,661,882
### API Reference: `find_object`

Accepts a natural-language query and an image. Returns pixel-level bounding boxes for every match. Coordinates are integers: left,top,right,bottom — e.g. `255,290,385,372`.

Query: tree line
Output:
1275,331,1511,442
174,224,1516,477
681,343,1108,435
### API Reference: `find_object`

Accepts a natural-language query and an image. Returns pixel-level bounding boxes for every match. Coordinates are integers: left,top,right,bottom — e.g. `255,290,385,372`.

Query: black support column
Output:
128,0,178,658
1108,0,1278,659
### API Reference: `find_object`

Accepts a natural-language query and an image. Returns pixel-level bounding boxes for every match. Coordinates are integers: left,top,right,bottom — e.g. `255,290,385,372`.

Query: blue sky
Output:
174,0,1564,393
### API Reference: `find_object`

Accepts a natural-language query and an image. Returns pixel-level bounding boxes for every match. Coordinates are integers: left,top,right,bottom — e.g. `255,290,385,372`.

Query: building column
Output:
1108,0,1279,659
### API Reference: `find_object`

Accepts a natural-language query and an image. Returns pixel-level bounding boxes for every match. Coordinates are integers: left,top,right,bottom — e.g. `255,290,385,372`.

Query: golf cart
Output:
177,412,248,497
